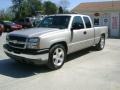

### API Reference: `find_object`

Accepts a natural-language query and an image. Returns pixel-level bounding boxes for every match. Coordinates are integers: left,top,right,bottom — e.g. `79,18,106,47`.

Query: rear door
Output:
82,16,95,47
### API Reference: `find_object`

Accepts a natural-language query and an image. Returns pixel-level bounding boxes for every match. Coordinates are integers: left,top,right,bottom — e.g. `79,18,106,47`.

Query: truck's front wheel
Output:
47,44,66,70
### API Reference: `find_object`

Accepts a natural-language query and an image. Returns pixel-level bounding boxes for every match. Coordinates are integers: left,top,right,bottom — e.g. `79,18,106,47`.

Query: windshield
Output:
38,16,71,29
4,21,15,25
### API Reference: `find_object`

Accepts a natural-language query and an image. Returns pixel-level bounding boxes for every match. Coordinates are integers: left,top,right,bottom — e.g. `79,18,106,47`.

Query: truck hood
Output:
9,28,60,37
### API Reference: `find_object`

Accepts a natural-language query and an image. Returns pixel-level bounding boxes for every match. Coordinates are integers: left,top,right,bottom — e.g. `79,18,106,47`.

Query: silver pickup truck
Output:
4,14,108,70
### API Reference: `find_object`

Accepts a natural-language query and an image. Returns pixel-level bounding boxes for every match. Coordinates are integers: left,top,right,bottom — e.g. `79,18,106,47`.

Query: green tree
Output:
29,0,43,15
59,0,70,11
11,0,24,19
58,6,63,14
0,9,13,21
43,1,58,15
0,10,5,20
11,0,43,19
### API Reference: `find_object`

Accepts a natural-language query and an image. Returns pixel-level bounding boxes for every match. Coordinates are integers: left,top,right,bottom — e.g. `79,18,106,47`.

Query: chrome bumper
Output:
4,45,49,65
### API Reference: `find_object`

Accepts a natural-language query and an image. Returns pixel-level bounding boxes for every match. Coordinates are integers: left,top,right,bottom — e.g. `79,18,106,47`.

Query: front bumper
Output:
12,27,22,30
3,44,49,65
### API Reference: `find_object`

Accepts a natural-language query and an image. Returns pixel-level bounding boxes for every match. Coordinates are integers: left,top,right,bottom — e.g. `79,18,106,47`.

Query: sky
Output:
0,0,117,10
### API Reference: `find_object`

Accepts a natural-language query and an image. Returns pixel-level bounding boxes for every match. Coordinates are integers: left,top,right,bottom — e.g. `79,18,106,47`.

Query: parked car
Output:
0,21,22,32
33,19,42,27
0,24,4,36
4,14,108,70
15,17,34,28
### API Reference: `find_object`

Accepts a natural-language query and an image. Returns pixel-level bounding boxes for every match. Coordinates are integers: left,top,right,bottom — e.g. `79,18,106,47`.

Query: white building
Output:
72,1,120,38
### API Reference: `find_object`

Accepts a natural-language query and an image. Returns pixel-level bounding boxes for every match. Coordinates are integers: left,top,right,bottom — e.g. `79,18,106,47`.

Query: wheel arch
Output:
50,41,68,53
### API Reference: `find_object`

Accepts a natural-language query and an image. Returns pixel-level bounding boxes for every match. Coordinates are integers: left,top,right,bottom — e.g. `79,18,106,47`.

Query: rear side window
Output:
18,19,24,22
25,18,30,22
83,17,92,28
72,16,84,29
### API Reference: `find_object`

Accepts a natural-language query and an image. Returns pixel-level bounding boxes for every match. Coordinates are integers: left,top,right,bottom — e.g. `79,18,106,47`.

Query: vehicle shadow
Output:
0,47,97,78
0,59,50,78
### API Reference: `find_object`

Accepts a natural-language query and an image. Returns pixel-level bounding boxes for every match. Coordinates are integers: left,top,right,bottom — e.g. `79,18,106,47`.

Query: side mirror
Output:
71,23,83,30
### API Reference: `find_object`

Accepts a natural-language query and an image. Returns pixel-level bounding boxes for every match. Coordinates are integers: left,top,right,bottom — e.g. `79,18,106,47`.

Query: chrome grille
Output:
8,35,27,49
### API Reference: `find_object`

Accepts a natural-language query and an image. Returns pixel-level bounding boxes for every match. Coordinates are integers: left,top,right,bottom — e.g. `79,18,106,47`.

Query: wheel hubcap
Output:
100,37,105,49
53,48,64,66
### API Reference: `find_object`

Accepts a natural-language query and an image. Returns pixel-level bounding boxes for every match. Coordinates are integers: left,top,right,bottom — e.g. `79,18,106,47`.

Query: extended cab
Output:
4,14,108,69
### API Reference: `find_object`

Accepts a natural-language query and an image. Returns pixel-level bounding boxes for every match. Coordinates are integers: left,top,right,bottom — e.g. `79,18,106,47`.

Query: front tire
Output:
95,35,105,50
47,44,66,70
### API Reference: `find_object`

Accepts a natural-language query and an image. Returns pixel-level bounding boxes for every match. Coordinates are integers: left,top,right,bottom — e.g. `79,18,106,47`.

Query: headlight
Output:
27,37,40,49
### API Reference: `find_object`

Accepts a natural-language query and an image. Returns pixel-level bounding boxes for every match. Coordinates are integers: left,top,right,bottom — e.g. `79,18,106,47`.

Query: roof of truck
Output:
49,14,89,17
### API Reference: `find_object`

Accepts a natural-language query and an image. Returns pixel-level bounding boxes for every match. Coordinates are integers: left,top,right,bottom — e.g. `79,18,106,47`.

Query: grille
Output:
8,35,27,49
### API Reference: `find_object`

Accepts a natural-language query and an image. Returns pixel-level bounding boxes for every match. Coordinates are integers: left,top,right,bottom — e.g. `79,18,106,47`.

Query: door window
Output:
83,17,92,28
72,16,84,29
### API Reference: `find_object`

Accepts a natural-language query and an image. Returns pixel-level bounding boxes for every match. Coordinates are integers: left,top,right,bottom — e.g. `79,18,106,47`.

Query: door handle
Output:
83,31,87,35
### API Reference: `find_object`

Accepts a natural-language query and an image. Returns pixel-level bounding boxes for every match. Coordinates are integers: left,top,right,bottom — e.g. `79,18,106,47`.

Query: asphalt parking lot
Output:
0,33,120,90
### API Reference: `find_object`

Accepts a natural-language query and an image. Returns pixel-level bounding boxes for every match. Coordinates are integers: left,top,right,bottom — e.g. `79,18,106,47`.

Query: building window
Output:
104,19,108,23
94,18,99,25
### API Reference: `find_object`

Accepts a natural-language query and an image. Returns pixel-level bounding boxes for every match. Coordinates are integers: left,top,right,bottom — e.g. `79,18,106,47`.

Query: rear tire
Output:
47,44,66,70
95,35,105,50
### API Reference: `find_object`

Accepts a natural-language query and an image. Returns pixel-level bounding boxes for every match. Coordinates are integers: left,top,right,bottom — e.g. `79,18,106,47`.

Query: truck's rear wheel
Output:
95,35,105,50
47,44,66,70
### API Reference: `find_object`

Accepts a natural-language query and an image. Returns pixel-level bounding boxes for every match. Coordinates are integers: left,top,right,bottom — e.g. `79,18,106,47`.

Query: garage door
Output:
110,12,120,37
